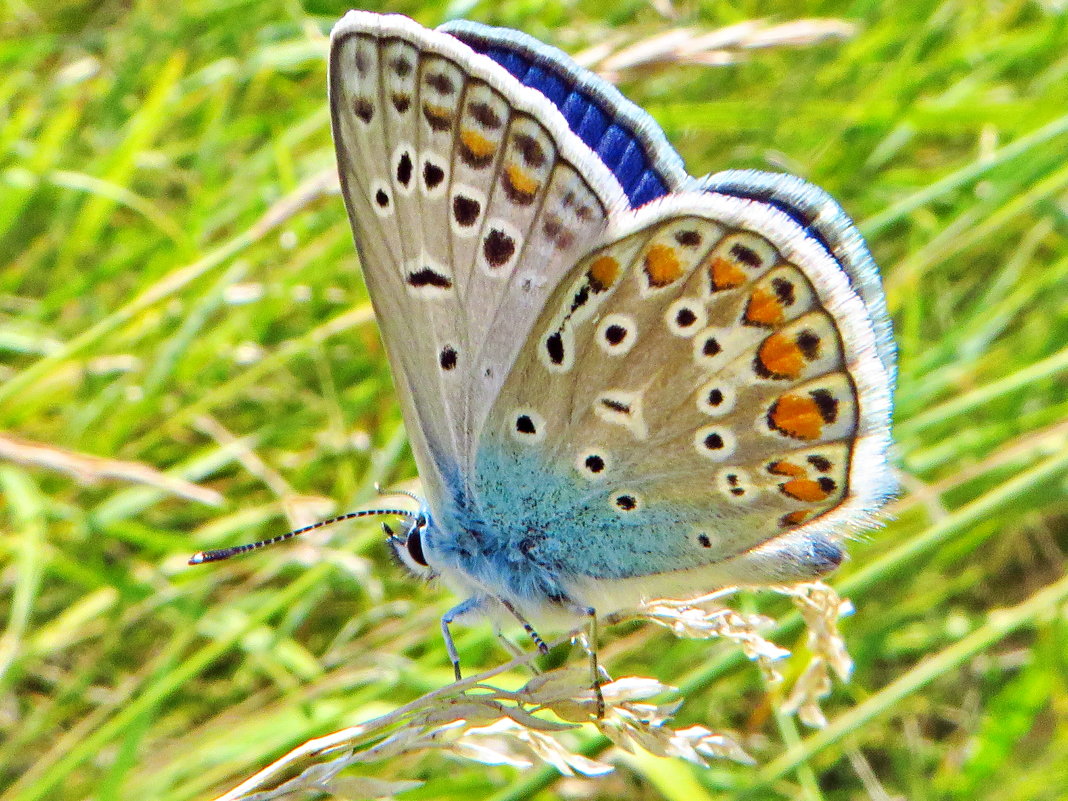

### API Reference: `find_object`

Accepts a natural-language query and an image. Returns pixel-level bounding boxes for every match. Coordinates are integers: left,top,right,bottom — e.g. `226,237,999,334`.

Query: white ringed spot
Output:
575,449,610,480
716,469,755,503
665,297,706,337
692,326,731,370
370,180,394,218
596,313,638,356
449,183,486,237
539,326,574,373
404,253,453,298
391,142,416,196
594,390,648,440
610,491,641,513
693,425,737,460
478,219,523,275
419,151,449,198
510,408,547,444
696,380,737,416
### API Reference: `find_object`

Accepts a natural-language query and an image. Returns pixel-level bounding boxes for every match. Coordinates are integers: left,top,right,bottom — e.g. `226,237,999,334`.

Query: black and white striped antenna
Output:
187,508,412,565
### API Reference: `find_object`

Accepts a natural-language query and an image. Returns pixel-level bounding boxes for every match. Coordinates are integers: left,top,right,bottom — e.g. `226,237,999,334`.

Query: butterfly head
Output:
385,508,437,580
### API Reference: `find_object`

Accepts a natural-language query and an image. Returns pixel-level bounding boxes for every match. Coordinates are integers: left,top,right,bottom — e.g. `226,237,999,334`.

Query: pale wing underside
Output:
475,193,893,595
329,12,626,507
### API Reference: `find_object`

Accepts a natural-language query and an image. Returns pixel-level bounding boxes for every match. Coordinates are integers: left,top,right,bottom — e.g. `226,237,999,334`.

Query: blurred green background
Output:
2,0,1067,799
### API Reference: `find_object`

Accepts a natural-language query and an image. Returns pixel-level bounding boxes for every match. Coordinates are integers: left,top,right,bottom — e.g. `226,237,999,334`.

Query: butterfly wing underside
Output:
473,192,893,605
329,12,626,508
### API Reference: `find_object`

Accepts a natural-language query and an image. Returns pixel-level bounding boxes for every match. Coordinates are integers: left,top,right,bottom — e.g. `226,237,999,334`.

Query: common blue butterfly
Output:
200,11,896,711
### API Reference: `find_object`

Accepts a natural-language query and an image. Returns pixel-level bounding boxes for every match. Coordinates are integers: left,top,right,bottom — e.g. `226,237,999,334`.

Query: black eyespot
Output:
483,228,515,268
426,72,454,95
546,332,564,364
707,388,724,406
703,432,724,450
353,97,374,123
406,268,451,289
676,230,702,247
810,388,839,422
600,398,630,414
675,307,697,327
516,415,536,435
406,528,428,567
423,161,445,190
396,151,412,186
604,324,627,345
796,329,821,359
439,345,457,370
453,195,480,226
513,132,546,167
808,455,832,472
771,276,796,306
584,454,605,473
375,189,389,207
730,243,761,267
697,533,712,548
702,337,721,357
469,101,502,129
615,494,637,511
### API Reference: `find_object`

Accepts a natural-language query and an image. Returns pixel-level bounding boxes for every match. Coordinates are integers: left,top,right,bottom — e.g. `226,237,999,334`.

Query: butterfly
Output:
323,11,895,706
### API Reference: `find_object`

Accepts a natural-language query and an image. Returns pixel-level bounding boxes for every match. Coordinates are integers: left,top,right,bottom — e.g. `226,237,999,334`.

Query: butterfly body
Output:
329,13,895,638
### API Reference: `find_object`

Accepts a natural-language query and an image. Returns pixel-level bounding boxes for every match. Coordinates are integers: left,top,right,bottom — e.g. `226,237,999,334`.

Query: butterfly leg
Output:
498,597,550,655
586,608,606,719
569,605,605,718
441,597,483,682
493,625,542,675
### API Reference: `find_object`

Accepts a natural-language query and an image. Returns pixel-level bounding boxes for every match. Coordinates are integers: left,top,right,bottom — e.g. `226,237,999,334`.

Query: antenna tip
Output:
189,549,233,564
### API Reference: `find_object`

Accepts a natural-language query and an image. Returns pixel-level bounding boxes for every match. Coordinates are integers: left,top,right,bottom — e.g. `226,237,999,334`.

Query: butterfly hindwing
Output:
474,191,893,599
329,12,627,507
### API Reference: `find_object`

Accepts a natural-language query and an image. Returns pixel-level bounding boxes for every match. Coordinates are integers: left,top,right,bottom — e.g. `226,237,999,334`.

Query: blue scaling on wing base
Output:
451,444,738,591
700,169,897,384
440,20,688,208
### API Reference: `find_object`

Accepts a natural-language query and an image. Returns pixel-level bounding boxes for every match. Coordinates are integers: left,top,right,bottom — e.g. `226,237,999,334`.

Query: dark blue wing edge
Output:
440,19,688,208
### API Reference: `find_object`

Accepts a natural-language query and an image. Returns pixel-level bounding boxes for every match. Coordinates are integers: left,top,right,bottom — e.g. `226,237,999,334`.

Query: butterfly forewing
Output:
329,13,625,508
476,193,893,594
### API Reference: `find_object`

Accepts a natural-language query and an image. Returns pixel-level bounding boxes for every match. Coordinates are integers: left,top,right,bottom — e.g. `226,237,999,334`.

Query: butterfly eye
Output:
406,528,428,567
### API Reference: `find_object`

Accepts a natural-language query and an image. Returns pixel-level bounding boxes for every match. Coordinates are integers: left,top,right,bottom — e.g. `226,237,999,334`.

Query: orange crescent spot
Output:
588,255,620,291
781,479,832,503
422,103,453,126
505,163,540,197
708,256,746,290
768,393,824,440
757,333,805,380
768,460,807,478
460,129,496,159
779,509,811,527
744,287,785,327
644,244,684,287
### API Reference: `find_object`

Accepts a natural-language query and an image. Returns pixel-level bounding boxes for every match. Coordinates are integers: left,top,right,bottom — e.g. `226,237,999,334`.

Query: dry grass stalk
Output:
574,19,856,81
0,431,222,505
210,582,853,800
